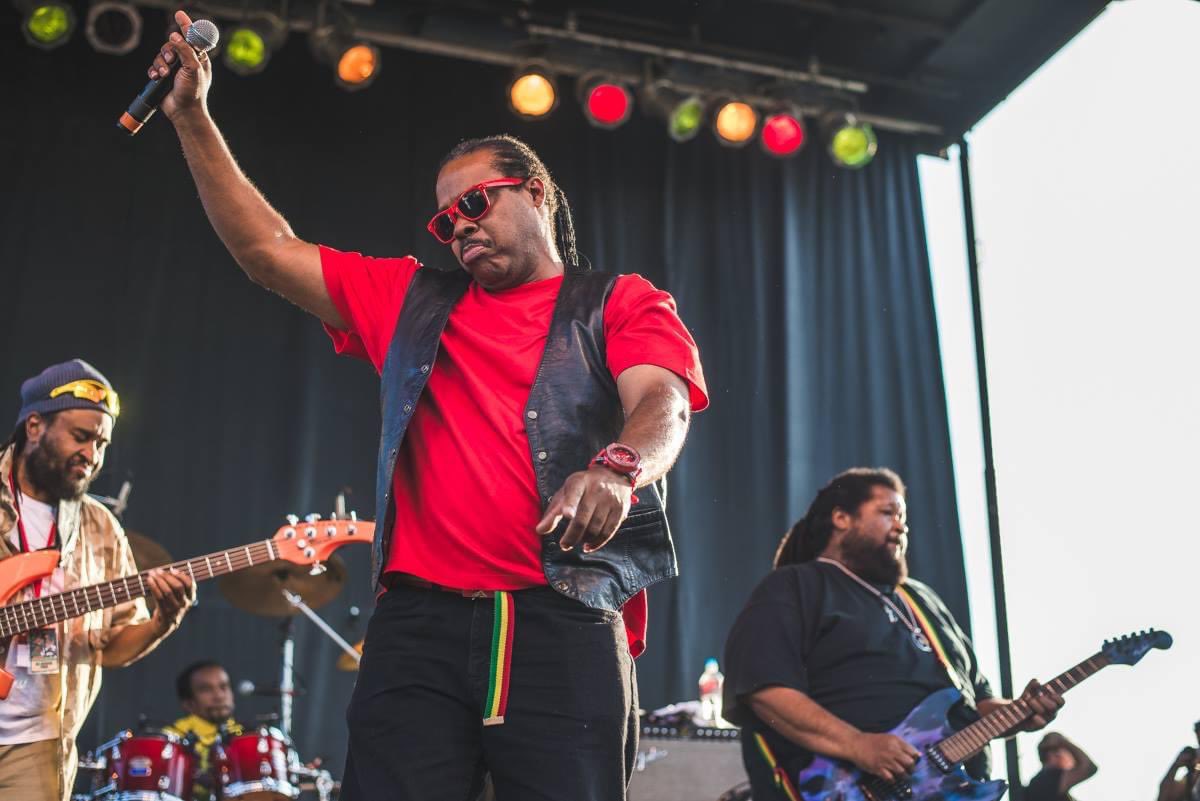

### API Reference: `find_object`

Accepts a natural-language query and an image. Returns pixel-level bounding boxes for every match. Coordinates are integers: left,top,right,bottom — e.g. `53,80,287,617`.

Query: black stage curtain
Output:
0,9,966,776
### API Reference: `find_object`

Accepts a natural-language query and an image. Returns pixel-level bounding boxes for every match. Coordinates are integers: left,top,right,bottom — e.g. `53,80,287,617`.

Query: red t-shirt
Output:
321,246,708,655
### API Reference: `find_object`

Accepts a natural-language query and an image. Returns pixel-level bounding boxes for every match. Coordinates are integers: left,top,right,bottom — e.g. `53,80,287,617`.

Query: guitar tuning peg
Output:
309,562,327,576
286,514,299,525
325,526,337,537
350,511,358,521
304,513,320,524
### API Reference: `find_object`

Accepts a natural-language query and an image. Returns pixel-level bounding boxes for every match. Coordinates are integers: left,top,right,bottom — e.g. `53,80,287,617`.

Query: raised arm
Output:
747,686,920,782
1039,733,1098,793
149,11,343,327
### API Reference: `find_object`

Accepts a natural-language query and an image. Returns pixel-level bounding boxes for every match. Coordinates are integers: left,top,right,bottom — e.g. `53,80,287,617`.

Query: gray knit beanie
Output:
15,359,119,427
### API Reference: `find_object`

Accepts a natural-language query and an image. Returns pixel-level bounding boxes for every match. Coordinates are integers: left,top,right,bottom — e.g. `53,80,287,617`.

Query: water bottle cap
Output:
704,658,719,670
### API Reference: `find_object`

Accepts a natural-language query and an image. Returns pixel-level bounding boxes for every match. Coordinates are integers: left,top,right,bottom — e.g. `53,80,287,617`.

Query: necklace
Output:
816,557,932,652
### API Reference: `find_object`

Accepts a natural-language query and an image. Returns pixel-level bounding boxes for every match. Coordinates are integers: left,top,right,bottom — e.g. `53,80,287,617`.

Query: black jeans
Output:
342,583,639,801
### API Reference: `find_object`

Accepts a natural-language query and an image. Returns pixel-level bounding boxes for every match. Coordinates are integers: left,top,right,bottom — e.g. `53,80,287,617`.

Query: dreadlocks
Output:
774,467,907,568
438,135,580,269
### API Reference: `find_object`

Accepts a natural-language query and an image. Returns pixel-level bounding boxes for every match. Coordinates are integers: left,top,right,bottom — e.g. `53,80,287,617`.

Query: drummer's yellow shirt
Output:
166,714,244,769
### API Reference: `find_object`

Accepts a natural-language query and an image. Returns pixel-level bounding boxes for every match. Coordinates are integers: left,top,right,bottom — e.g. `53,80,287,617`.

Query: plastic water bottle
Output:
698,658,724,724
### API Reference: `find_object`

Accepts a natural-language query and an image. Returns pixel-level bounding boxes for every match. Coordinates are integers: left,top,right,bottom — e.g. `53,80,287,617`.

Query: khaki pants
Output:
0,739,60,801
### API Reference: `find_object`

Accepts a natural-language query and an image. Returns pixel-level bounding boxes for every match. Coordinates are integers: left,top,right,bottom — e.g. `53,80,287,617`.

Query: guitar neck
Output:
0,539,281,638
937,652,1112,765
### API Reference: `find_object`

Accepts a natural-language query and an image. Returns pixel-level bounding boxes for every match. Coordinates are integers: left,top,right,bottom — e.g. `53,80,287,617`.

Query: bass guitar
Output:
0,515,372,699
794,629,1172,801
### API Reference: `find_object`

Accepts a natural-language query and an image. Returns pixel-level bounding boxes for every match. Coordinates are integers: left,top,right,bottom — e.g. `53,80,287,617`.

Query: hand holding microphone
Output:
119,10,219,135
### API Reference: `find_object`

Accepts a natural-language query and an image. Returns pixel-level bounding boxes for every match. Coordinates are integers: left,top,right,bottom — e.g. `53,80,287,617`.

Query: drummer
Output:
166,660,244,797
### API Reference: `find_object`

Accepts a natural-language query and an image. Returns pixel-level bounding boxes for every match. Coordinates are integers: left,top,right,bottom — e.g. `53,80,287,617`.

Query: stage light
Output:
223,14,286,76
714,101,758,146
826,113,878,169
22,1,75,49
760,110,806,158
578,74,633,129
509,65,558,119
336,43,380,89
309,24,381,91
226,27,267,74
667,95,704,142
84,1,141,55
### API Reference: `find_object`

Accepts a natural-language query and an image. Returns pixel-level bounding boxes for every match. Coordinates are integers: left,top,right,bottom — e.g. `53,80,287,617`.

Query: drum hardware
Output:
283,590,361,667
80,503,363,801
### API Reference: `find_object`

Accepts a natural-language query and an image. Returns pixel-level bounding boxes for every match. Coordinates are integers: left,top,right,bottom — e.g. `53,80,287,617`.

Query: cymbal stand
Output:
282,589,362,665
279,614,296,740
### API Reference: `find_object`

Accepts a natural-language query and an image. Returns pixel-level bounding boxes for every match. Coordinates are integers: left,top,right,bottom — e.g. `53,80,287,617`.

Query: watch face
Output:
606,444,639,470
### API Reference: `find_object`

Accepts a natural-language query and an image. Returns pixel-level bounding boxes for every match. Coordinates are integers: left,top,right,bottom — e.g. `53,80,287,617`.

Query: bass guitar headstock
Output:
271,514,374,566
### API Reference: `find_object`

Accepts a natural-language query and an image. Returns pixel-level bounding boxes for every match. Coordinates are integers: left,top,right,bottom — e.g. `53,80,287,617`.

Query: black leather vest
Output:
372,266,678,610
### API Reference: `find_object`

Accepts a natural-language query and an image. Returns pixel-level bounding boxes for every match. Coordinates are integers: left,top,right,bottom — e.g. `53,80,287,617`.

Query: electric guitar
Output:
0,515,373,699
794,629,1172,801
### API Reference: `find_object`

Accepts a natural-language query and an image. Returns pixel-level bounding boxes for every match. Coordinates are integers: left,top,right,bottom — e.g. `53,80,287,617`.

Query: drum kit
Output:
75,513,369,801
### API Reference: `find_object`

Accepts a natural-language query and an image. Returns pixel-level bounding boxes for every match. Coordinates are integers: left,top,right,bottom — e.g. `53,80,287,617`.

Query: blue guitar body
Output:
794,689,1008,801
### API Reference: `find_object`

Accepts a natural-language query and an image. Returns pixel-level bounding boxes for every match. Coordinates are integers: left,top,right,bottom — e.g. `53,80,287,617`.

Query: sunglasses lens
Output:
433,214,456,242
457,189,489,219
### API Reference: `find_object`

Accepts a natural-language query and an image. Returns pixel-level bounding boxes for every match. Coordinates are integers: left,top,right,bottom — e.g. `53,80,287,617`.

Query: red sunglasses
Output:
426,177,526,244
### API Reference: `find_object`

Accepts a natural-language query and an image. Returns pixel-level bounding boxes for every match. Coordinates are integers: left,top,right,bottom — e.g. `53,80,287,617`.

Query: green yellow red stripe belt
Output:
483,591,515,725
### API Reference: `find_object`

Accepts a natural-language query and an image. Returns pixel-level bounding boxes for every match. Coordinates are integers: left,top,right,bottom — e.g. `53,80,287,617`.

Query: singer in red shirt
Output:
151,11,707,801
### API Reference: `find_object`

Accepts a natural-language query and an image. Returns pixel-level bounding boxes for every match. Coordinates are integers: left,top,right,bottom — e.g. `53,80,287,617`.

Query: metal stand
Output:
283,589,362,665
279,616,296,740
959,135,1021,798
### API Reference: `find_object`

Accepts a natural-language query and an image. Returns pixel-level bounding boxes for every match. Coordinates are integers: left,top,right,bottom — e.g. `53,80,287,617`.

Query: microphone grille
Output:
236,679,255,696
186,19,220,52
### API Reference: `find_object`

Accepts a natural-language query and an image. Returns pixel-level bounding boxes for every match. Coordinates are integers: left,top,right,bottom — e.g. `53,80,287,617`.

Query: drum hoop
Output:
228,726,294,747
224,778,301,799
100,792,187,801
118,729,190,746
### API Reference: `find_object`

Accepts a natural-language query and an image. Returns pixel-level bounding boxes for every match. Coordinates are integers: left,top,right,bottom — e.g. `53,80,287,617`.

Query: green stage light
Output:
223,14,286,76
24,2,75,49
225,27,267,73
827,113,878,169
668,96,704,142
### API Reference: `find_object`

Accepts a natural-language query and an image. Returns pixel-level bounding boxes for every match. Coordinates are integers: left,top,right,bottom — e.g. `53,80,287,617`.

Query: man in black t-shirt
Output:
722,467,1065,800
1025,733,1097,801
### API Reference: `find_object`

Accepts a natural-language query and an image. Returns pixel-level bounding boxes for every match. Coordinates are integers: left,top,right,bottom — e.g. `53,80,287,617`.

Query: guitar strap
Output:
895,585,965,692
753,731,801,801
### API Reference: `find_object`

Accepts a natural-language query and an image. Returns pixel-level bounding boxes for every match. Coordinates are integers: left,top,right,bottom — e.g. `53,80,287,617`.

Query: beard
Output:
24,438,94,501
842,533,908,587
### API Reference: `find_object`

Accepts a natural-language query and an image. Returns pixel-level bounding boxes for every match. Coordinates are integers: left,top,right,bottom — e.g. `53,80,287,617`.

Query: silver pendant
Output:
912,630,933,652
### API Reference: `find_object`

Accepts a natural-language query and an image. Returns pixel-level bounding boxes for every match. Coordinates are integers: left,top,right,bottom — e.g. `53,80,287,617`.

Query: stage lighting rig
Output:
19,0,75,49
84,1,141,55
714,100,758,147
509,63,558,120
824,112,877,168
224,13,287,76
760,108,806,158
577,73,633,129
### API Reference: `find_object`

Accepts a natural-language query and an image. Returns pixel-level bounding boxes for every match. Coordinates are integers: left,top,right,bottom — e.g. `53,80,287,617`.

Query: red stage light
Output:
761,112,806,157
584,82,633,129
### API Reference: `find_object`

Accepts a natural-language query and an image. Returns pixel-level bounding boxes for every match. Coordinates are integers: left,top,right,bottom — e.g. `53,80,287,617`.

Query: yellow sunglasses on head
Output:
48,379,121,418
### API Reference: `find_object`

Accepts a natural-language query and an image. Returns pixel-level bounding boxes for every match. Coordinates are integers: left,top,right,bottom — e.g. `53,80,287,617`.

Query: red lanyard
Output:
8,465,58,598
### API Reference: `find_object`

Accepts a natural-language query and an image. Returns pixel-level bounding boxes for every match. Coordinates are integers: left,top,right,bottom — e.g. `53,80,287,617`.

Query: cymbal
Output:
337,640,364,672
126,530,173,571
218,555,347,617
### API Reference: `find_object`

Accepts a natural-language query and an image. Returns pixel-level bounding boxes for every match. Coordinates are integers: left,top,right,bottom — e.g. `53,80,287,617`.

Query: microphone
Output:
237,679,302,698
118,19,219,136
